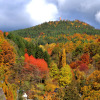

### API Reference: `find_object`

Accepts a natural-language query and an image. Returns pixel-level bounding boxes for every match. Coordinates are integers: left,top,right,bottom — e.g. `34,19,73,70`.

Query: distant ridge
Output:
9,20,100,44
10,20,100,36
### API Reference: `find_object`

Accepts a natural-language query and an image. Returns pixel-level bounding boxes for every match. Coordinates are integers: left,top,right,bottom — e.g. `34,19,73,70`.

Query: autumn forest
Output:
0,20,100,100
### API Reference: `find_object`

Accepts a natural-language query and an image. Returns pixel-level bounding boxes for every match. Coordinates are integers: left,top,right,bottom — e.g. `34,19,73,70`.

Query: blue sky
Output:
0,0,100,32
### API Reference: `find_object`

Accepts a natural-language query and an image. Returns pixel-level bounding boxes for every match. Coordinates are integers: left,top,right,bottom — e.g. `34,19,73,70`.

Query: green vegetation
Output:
9,20,100,44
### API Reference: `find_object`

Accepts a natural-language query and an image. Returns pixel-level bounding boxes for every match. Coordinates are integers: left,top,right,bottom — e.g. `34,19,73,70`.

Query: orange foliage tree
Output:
0,34,15,84
70,62,77,69
0,32,16,100
0,40,15,67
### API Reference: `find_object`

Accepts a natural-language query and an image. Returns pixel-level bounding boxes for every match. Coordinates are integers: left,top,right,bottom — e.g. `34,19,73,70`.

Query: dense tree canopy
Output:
0,19,100,99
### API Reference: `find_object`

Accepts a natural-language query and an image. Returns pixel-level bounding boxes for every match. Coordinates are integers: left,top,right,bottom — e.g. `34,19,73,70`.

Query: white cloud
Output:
26,0,58,25
95,11,100,23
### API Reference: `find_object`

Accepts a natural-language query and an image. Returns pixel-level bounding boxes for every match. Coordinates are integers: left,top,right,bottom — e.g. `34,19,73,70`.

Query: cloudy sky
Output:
0,0,100,32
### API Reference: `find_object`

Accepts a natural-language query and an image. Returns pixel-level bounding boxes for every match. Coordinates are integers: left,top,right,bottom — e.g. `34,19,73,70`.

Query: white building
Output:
22,93,27,100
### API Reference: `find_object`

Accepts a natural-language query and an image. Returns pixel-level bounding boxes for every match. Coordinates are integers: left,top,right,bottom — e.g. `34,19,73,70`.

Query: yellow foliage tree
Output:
59,65,72,87
62,48,66,67
81,70,100,99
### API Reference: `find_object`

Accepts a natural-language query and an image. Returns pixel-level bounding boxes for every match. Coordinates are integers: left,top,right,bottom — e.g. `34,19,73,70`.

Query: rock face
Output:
0,88,6,100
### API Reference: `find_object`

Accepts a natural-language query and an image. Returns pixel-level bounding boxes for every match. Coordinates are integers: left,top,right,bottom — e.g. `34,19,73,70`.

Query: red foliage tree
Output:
24,53,49,73
76,61,83,66
70,60,89,72
79,63,88,71
97,38,100,42
81,53,90,65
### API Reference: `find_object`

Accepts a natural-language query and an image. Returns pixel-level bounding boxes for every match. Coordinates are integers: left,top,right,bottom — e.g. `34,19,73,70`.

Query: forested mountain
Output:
9,20,100,44
0,20,100,100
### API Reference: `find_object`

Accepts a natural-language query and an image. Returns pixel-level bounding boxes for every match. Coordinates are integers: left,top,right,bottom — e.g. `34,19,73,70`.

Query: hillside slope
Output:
9,20,100,44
